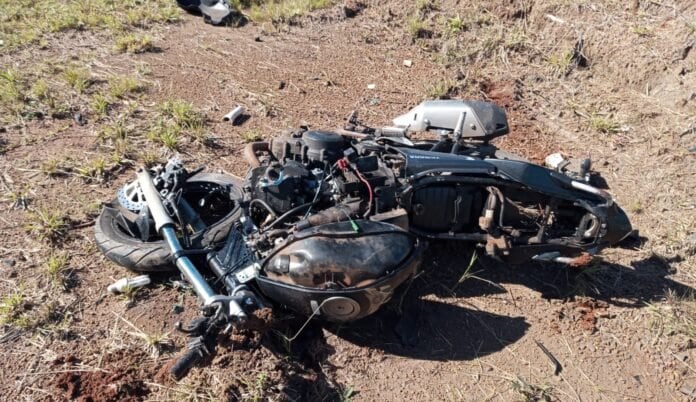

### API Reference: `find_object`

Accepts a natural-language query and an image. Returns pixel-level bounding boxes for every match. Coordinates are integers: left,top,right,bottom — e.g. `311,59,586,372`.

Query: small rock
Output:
367,83,376,90
254,35,263,42
73,112,87,126
342,0,366,18
403,59,413,67
278,81,286,90
1,259,16,268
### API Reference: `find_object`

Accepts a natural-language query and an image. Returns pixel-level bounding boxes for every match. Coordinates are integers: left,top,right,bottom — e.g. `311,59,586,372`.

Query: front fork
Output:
136,167,253,378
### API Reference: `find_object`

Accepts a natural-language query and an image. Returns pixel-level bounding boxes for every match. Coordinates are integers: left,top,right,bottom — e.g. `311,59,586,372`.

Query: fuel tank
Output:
257,220,424,321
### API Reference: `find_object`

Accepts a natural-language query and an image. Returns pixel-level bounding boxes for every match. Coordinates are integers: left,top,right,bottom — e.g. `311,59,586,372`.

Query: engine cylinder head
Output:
302,130,344,164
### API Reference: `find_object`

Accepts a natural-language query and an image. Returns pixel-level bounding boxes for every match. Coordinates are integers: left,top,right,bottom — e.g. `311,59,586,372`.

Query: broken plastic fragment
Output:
545,152,566,169
108,275,151,294
176,0,234,25
223,106,244,124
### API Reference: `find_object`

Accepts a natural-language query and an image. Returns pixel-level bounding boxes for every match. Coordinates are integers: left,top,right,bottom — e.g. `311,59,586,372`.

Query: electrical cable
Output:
262,202,314,231
354,169,373,218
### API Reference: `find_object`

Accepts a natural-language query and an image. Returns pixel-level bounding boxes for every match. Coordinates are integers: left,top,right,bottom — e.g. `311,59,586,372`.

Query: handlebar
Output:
170,343,205,380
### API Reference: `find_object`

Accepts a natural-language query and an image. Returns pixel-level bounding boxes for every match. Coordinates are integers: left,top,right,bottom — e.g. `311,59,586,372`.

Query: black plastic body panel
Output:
399,148,497,176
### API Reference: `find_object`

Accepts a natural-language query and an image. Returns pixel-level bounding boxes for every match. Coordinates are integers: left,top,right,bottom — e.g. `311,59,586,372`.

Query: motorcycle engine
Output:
246,160,320,215
270,130,345,167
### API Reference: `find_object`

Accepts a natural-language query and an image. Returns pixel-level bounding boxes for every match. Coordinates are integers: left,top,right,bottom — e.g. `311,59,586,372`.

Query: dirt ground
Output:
1,0,695,401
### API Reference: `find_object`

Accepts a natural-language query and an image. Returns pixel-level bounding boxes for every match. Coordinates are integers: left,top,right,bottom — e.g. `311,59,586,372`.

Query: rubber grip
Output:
170,349,202,380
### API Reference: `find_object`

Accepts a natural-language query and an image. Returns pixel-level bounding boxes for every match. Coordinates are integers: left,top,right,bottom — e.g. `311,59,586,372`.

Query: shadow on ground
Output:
419,241,693,307
263,238,694,400
170,240,694,400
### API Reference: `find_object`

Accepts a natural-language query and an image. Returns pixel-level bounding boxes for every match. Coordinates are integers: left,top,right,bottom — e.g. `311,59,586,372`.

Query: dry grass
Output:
647,290,696,340
115,34,155,54
425,78,455,99
241,130,263,142
116,314,173,357
25,207,68,243
511,376,555,402
46,254,70,286
0,290,29,327
0,1,694,401
241,0,335,23
0,0,179,49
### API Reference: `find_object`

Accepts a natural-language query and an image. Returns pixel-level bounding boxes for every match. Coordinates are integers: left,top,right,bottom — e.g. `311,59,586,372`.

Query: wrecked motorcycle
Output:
94,100,632,378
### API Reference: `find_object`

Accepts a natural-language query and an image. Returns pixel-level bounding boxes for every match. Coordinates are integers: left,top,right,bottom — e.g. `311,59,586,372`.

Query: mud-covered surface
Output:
1,1,695,400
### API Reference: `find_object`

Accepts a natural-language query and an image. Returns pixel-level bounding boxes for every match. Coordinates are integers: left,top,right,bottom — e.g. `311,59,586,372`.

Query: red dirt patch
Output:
574,299,610,333
481,79,556,162
53,350,154,402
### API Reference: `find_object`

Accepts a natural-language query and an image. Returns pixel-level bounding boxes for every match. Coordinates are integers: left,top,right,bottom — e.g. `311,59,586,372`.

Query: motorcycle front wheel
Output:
94,173,243,272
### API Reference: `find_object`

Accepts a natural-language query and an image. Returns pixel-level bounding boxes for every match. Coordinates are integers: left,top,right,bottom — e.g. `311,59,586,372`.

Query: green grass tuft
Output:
91,94,111,116
108,76,146,99
588,114,621,134
62,66,91,93
46,254,70,286
159,99,205,129
407,17,428,38
148,120,181,151
425,78,455,99
0,0,180,49
0,68,26,109
245,0,335,23
25,207,68,243
445,15,464,36
241,130,263,142
546,50,574,77
115,34,155,54
75,157,108,181
415,0,436,12
0,291,30,328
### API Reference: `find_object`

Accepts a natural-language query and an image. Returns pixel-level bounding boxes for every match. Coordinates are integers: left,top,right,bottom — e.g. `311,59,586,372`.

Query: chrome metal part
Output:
136,168,175,232
161,226,216,304
117,179,147,212
235,263,260,284
320,296,362,321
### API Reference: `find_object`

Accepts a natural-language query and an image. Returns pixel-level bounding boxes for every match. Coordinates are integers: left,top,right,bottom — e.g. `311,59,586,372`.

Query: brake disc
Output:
117,179,147,212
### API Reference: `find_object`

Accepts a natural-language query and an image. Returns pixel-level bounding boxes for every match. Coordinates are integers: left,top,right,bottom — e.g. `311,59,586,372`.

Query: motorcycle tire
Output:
95,173,243,273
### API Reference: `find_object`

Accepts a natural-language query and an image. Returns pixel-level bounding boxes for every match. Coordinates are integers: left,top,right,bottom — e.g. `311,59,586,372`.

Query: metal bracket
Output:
235,263,260,284
204,295,248,322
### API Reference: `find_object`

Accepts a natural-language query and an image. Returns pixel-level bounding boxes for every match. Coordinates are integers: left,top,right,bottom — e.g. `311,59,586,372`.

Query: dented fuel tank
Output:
263,220,416,289
257,220,424,321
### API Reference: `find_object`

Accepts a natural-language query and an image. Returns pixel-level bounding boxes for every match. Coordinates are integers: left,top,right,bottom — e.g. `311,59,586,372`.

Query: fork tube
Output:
136,168,216,304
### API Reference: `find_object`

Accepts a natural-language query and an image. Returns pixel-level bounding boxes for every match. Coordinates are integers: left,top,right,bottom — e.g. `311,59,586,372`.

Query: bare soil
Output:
1,1,695,401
